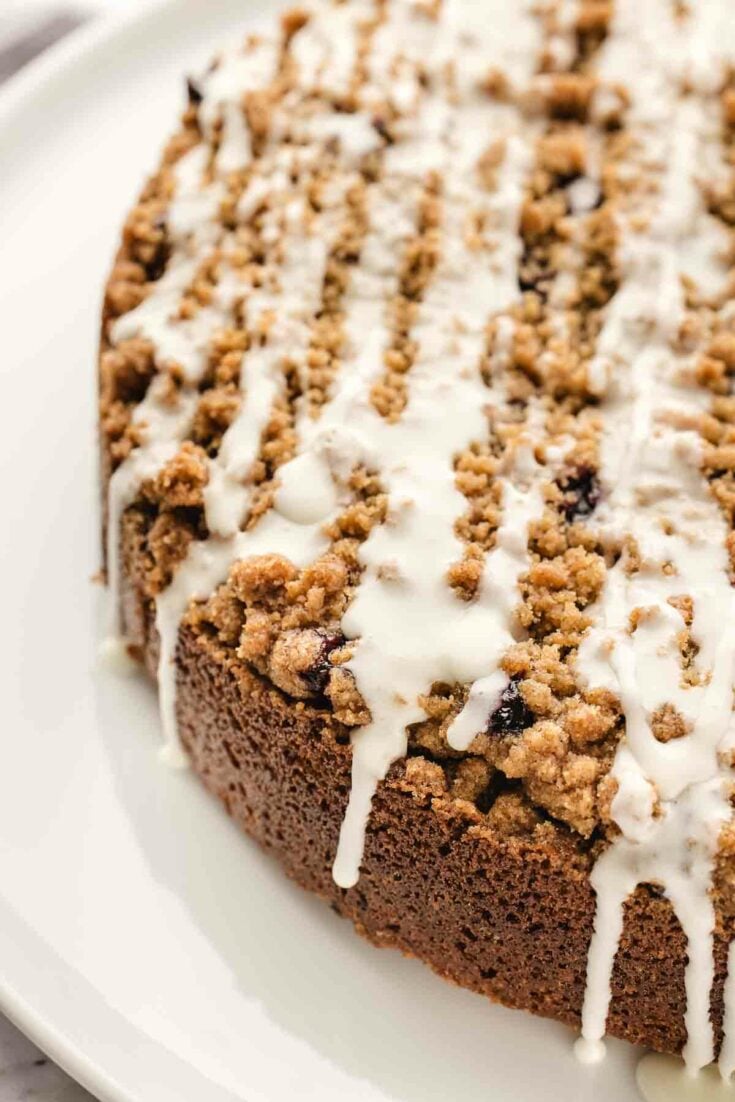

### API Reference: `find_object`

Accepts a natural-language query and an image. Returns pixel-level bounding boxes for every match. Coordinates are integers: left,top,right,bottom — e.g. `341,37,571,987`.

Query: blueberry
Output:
489,678,535,735
557,465,600,522
302,630,346,695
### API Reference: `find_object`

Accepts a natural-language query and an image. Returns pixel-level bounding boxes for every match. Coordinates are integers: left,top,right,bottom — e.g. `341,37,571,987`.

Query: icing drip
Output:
105,131,236,639
105,381,197,639
576,0,735,1073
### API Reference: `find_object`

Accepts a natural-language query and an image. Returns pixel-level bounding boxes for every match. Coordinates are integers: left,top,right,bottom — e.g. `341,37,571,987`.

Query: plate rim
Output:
0,890,246,1102
0,8,232,1099
0,0,173,129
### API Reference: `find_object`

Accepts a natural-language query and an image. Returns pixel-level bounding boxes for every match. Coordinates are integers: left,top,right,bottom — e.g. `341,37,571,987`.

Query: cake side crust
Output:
119,529,729,1058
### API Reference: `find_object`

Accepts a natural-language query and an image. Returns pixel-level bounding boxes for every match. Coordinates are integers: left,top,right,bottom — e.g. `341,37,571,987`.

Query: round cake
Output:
99,0,735,1072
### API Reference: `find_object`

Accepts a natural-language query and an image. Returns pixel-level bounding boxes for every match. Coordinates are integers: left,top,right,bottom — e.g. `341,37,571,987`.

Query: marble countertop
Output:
0,1016,95,1101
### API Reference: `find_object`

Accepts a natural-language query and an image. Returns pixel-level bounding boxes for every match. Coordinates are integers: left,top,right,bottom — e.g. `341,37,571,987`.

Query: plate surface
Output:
0,4,643,1099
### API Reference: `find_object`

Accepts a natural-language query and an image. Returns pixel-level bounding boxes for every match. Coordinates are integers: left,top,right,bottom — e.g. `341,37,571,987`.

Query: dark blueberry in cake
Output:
302,630,346,694
488,677,535,736
557,465,600,522
186,76,204,106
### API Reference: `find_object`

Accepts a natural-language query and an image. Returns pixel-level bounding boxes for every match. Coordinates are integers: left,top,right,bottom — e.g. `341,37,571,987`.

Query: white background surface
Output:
0,3,644,1100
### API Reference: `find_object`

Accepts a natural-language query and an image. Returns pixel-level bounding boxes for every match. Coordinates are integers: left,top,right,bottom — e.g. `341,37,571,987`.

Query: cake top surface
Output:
101,0,735,1074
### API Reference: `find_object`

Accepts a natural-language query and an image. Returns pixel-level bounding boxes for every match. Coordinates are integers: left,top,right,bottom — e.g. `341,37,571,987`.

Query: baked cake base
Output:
119,516,729,1058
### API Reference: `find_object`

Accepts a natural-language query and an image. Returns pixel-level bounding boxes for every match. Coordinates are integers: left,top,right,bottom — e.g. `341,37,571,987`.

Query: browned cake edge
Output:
115,512,729,1059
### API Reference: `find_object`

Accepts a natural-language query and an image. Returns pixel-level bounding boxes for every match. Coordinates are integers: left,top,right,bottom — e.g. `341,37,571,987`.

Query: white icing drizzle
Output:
328,0,547,887
203,157,335,539
274,176,420,512
105,380,197,639
97,635,139,676
103,0,735,1068
576,0,735,1073
446,421,575,754
446,441,547,755
105,120,234,642
199,37,281,141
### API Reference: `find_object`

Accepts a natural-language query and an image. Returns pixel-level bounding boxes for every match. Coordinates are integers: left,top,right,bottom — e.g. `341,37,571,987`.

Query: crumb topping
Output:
101,0,734,842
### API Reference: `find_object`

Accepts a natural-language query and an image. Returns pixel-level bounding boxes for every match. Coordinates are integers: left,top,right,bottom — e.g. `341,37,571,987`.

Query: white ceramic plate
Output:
0,4,645,1099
